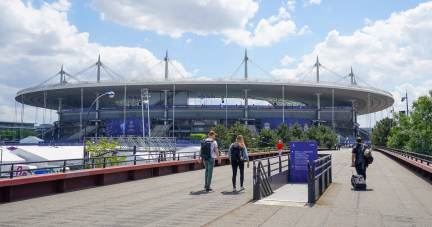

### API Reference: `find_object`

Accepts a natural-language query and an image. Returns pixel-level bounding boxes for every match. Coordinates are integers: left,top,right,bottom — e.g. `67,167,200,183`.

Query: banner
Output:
261,119,311,131
105,118,150,137
290,141,318,183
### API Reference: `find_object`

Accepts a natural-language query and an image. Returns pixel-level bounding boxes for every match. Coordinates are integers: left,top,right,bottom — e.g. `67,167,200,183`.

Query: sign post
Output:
290,141,318,182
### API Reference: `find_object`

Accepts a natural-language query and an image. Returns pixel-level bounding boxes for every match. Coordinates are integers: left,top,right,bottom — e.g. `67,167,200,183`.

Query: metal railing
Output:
378,147,432,166
253,153,290,200
87,137,177,153
307,154,332,203
17,77,392,97
0,151,201,179
0,147,276,179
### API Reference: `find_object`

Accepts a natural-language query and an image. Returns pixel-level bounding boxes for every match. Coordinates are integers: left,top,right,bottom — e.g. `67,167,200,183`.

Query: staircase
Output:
150,125,171,137
65,126,97,140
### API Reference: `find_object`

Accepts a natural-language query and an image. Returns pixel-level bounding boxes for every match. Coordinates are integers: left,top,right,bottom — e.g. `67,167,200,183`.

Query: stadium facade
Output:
15,51,394,142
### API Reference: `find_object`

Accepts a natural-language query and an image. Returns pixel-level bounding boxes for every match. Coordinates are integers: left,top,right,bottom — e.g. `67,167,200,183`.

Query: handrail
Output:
307,154,332,203
0,147,277,179
377,147,432,166
253,152,290,200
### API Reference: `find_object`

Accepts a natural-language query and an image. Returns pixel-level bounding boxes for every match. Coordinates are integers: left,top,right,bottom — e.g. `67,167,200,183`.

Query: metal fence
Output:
378,147,432,166
253,153,290,200
307,154,332,203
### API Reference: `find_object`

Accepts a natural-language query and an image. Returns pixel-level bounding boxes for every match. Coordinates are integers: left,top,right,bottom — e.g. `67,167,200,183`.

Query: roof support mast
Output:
97,55,101,83
165,50,169,80
60,65,64,86
316,56,319,82
245,49,248,79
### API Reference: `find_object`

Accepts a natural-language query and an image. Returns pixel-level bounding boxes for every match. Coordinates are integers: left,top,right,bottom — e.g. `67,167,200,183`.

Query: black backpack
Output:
201,139,213,160
231,142,243,162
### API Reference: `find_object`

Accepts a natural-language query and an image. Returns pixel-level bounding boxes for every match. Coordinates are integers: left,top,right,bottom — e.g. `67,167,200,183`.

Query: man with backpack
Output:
351,137,371,180
198,131,221,192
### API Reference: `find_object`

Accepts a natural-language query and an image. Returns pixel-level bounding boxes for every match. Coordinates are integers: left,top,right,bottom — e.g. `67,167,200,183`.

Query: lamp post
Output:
82,91,115,161
401,91,408,115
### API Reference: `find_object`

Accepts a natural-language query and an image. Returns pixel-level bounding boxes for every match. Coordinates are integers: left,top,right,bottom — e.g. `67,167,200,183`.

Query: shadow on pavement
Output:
220,191,243,195
189,190,210,195
350,188,374,191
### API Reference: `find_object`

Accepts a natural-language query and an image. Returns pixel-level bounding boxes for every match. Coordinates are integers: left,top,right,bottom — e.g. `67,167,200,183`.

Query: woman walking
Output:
228,135,250,192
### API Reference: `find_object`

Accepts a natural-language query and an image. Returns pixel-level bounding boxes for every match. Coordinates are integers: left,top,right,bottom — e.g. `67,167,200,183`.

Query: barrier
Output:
252,152,290,200
307,154,332,203
376,147,432,181
0,150,285,203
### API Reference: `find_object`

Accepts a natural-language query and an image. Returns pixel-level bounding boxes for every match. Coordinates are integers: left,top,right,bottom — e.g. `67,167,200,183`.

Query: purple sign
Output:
106,118,150,137
290,141,318,183
261,119,311,131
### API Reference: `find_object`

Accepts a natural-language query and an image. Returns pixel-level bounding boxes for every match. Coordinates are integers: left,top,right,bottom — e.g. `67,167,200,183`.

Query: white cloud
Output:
186,38,193,43
392,81,432,113
46,0,71,11
281,55,295,66
193,69,200,75
144,38,151,42
271,2,432,88
223,7,297,47
303,0,321,7
298,25,311,35
286,1,296,11
91,0,302,47
90,0,259,38
0,0,192,122
364,18,372,26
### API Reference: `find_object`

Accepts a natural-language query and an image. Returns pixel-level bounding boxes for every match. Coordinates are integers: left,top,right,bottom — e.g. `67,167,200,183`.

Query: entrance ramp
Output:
261,183,308,203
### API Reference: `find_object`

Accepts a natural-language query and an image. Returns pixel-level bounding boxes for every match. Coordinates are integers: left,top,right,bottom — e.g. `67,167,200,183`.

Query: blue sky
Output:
1,0,432,128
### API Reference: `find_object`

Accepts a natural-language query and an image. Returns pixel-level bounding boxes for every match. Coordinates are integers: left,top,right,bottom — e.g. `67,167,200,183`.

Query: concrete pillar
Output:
162,90,169,125
95,93,99,137
315,93,321,126
243,89,249,125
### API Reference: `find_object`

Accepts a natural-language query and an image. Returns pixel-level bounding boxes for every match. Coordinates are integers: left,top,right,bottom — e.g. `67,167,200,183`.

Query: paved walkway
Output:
0,149,432,226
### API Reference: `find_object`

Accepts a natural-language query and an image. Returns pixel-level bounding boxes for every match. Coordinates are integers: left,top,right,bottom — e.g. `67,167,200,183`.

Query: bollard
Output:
10,164,14,178
279,156,282,173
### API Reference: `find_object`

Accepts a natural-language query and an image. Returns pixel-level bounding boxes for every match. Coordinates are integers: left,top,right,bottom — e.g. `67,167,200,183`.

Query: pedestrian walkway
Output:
0,149,432,226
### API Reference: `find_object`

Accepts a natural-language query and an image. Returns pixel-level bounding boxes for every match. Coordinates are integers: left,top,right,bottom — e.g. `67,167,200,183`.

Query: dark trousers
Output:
231,160,244,188
355,163,366,180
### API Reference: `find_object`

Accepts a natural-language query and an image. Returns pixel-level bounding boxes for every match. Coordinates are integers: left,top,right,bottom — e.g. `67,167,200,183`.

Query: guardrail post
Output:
256,162,261,200
10,164,14,179
267,159,271,177
329,155,332,184
312,161,316,202
134,155,137,165
307,161,313,203
63,160,67,173
279,156,282,173
253,162,257,200
103,157,106,168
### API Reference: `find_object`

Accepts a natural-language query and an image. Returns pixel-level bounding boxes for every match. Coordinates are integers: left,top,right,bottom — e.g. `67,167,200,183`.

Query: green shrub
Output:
190,133,207,141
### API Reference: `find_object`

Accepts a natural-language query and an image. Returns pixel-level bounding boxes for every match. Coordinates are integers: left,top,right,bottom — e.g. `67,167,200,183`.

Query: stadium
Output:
15,51,394,142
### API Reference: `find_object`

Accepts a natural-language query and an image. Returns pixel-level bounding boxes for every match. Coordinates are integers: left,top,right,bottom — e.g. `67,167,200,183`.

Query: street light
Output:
83,91,115,161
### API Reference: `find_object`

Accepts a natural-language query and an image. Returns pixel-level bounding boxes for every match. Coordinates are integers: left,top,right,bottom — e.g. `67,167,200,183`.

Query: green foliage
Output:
370,117,391,147
85,137,126,168
260,127,281,147
211,124,230,150
190,133,207,141
228,122,258,148
387,90,432,155
302,125,339,148
0,130,36,140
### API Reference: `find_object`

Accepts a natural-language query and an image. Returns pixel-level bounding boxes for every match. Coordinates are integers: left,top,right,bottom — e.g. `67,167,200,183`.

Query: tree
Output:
211,124,230,150
370,117,391,148
289,123,303,141
228,122,258,148
85,137,126,168
276,123,289,145
190,134,206,141
387,90,432,155
260,127,281,147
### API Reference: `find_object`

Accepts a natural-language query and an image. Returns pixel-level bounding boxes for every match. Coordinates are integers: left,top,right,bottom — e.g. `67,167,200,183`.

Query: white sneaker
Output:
241,186,246,190
233,187,236,192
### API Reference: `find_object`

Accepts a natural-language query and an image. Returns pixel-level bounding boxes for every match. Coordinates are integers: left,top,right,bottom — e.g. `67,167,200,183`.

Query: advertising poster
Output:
261,118,311,131
106,118,150,137
290,141,318,183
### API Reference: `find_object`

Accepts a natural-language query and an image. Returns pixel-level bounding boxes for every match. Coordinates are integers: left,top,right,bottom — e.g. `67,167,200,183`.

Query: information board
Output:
290,141,318,183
